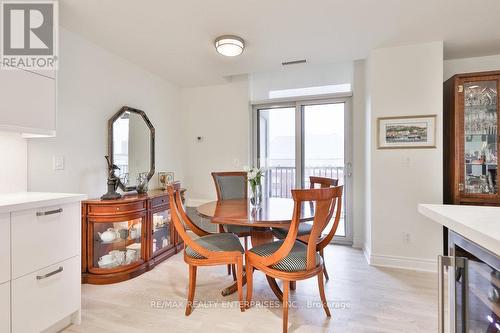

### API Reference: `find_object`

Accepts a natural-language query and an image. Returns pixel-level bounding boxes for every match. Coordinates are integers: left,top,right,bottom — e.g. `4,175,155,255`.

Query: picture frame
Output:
158,171,175,190
377,115,437,149
165,172,174,184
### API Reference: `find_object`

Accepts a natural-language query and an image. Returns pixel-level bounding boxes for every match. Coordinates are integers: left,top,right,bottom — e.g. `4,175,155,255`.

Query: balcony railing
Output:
264,166,344,198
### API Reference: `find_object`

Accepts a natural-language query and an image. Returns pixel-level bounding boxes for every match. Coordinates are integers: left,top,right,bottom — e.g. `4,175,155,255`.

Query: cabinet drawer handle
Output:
36,208,63,216
36,266,63,280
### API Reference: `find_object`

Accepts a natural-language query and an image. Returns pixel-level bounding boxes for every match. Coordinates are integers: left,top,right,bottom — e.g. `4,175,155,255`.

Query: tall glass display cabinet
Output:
444,71,500,206
443,71,500,254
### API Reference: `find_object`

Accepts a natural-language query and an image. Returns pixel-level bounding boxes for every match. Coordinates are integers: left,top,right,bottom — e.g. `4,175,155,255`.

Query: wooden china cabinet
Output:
444,70,500,205
443,71,500,252
81,183,185,284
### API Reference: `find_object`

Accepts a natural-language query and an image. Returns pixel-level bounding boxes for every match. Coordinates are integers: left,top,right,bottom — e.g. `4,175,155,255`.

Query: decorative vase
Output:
250,183,262,208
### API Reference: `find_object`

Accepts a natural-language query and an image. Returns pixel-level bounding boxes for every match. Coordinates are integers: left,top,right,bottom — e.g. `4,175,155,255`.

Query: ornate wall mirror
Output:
108,106,155,192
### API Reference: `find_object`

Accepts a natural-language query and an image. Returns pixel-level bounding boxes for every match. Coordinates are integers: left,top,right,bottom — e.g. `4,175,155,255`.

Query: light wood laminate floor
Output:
65,245,437,333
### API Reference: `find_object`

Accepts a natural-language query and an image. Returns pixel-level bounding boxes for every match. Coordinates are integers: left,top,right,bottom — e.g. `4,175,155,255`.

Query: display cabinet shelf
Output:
81,183,185,284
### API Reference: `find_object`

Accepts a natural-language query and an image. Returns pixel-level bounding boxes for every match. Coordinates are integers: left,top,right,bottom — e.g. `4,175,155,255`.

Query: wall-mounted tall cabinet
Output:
0,67,56,136
444,71,500,206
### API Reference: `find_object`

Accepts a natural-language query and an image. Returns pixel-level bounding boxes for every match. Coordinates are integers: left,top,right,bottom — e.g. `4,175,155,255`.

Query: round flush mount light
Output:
215,35,244,57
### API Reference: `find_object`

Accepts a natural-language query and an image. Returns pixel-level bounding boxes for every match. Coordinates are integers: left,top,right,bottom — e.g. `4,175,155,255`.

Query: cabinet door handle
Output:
438,255,466,333
438,255,446,333
36,208,63,216
36,266,63,280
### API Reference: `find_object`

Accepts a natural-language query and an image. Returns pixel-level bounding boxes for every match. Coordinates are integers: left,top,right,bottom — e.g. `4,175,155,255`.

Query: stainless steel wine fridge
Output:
439,231,500,333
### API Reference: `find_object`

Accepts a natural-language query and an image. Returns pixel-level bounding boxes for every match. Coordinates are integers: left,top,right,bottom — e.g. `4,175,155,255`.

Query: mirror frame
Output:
108,106,155,192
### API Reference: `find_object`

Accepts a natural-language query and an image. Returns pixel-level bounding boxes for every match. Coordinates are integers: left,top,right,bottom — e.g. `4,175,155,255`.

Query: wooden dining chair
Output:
166,185,245,315
212,171,252,277
246,186,343,333
272,176,339,281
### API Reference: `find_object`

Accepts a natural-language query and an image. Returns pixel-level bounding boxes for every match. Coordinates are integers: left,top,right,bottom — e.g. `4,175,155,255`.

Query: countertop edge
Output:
418,204,500,255
0,193,87,214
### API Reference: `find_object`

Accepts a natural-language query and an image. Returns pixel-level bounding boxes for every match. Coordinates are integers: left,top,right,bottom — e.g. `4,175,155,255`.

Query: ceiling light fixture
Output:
215,35,244,57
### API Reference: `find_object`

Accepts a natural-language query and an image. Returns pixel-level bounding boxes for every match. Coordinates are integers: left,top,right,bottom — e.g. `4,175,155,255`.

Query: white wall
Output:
365,42,444,271
444,54,500,80
0,131,27,193
352,60,366,248
27,29,184,199
180,76,250,204
249,62,353,102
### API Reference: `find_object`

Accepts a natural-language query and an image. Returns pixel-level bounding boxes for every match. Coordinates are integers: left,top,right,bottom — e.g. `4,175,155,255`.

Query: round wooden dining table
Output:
196,197,314,301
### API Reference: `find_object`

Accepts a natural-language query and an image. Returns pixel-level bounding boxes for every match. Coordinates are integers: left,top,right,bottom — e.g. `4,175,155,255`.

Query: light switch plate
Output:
53,155,64,170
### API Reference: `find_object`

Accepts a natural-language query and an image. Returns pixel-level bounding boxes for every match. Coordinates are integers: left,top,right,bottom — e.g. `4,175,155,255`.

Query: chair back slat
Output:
290,186,343,270
309,176,338,189
167,186,218,259
212,172,248,200
171,188,210,237
317,194,342,250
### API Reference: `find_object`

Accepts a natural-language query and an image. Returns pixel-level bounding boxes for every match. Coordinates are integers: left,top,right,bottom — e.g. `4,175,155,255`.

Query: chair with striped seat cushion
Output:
273,176,339,283
211,172,252,241
250,240,321,272
185,233,244,259
245,186,343,333
167,186,246,315
212,171,252,278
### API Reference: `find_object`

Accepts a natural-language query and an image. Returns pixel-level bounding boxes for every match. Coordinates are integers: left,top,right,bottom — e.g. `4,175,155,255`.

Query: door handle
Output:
438,255,448,333
438,255,466,333
345,162,352,177
36,266,63,280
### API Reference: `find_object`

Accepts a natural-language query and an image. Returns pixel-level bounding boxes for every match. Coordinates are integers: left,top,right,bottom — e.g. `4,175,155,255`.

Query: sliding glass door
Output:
257,106,296,198
253,98,352,244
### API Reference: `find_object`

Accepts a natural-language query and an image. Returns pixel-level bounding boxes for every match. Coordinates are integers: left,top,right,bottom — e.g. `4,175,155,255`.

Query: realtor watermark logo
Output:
1,0,58,70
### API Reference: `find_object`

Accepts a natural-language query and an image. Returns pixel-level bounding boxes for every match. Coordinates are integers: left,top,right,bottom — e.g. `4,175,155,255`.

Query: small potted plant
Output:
245,166,265,208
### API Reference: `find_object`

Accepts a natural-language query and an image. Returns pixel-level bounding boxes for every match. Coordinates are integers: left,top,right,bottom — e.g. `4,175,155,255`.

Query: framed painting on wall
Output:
377,115,437,149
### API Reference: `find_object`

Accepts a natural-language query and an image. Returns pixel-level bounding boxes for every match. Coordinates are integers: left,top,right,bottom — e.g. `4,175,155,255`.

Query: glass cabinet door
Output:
463,80,498,196
152,209,172,256
92,217,144,270
453,244,500,332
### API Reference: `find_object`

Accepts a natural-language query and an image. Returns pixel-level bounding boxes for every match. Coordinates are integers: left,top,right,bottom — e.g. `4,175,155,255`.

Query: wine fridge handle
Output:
438,255,445,333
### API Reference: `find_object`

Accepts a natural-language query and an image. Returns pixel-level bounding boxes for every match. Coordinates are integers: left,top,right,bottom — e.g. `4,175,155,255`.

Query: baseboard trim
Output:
362,246,371,265
364,249,437,272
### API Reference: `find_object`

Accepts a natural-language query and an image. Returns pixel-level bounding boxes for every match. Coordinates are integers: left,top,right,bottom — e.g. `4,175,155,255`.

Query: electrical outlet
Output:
403,232,411,244
53,155,64,171
233,158,240,167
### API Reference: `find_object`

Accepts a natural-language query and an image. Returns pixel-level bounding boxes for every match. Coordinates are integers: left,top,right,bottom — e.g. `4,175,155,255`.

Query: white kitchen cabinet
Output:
11,202,80,279
0,66,56,136
12,256,80,333
0,214,10,284
0,192,86,333
0,281,10,333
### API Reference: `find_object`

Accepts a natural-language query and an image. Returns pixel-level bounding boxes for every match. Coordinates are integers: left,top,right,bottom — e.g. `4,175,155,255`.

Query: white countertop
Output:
0,192,87,213
418,204,500,255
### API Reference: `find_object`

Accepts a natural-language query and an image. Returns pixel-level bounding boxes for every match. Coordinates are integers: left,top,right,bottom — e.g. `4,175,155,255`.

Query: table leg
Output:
250,227,283,302
250,227,274,247
220,226,273,297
